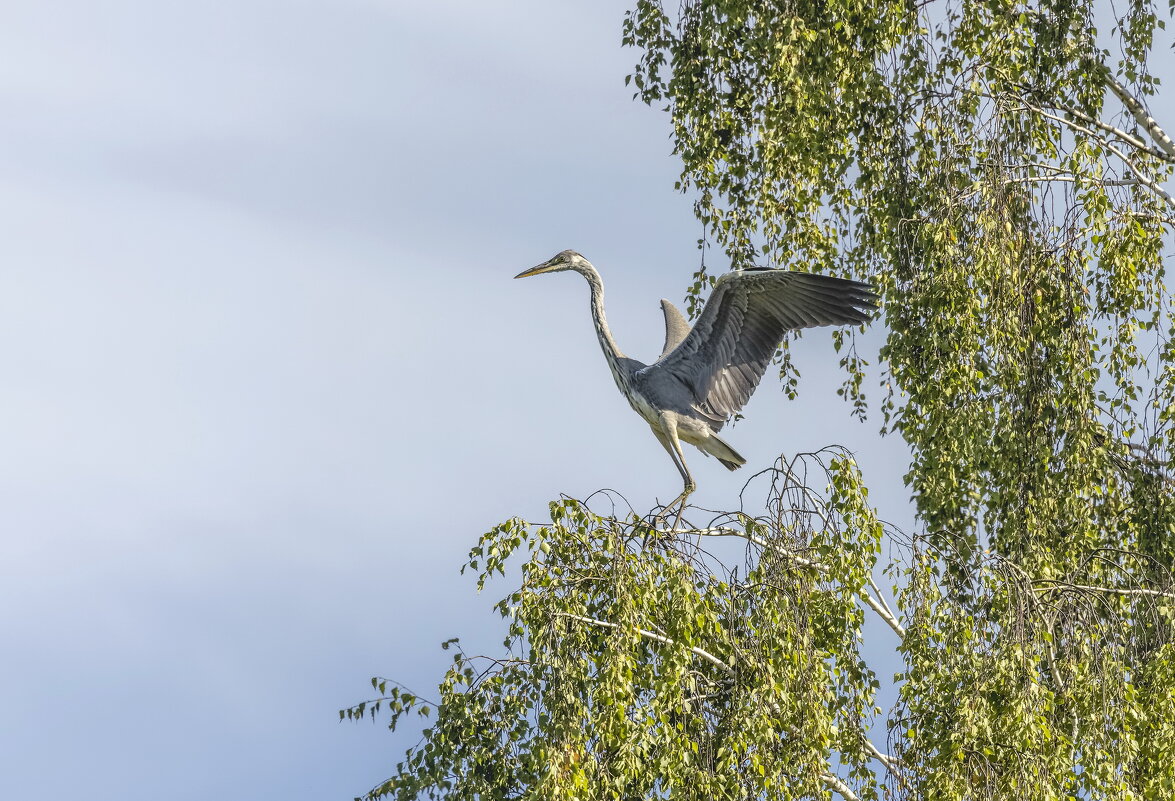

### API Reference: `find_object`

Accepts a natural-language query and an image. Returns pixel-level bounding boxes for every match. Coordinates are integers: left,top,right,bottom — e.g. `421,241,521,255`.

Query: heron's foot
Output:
664,488,695,533
639,515,670,547
643,485,695,539
645,502,681,535
648,505,673,533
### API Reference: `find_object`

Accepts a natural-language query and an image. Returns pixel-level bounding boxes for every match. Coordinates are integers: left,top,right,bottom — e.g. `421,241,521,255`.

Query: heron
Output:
515,250,877,518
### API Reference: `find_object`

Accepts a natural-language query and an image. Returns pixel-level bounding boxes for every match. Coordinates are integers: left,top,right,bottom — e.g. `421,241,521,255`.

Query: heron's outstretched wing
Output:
658,299,692,360
641,270,877,425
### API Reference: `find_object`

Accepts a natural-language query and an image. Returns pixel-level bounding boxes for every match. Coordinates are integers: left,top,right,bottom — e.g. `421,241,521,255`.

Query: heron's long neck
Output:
578,263,627,368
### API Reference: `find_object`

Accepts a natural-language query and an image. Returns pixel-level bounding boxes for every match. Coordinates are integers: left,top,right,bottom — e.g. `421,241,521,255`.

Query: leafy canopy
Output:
351,0,1175,798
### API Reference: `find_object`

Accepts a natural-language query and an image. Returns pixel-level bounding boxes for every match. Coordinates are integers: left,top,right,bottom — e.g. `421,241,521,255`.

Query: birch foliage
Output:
350,1,1175,798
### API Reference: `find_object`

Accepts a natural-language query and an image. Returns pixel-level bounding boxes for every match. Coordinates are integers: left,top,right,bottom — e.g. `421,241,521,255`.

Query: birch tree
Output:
348,1,1175,798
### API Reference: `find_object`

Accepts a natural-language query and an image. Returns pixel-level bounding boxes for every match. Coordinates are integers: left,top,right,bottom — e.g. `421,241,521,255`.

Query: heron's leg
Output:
654,416,695,530
651,424,691,489
646,426,683,533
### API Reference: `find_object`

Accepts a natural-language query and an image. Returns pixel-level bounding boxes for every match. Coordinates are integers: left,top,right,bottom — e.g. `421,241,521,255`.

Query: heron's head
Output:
514,250,588,279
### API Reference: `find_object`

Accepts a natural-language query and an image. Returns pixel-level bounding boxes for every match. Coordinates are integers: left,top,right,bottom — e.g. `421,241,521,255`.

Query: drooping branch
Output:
1051,101,1172,162
557,611,734,675
1018,100,1175,210
679,526,908,639
557,610,876,801
1034,581,1175,601
1103,73,1175,160
1095,137,1175,210
1001,175,1138,188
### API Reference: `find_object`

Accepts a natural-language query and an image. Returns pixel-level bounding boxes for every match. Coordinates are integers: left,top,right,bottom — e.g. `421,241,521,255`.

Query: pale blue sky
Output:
3,2,1168,799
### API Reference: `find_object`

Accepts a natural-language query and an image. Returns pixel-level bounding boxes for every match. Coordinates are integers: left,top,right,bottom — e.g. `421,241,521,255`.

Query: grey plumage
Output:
515,250,878,518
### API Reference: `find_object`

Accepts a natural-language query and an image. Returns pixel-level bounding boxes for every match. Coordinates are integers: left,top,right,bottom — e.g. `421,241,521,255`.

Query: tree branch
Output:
868,577,898,624
1019,101,1175,210
1096,138,1175,210
821,772,862,801
558,609,898,798
1002,175,1138,187
1034,581,1175,600
862,737,902,773
1103,73,1175,160
557,612,735,675
682,527,908,639
859,587,908,640
1050,102,1171,162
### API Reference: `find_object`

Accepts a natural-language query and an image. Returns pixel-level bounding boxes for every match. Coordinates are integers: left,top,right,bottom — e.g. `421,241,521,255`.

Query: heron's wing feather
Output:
658,299,692,360
643,270,877,423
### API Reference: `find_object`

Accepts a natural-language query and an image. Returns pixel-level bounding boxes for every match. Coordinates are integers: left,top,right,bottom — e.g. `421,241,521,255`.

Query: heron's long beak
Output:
514,260,556,279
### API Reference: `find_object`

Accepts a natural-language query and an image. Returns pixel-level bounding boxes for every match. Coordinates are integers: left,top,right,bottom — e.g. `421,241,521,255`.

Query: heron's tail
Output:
703,434,746,471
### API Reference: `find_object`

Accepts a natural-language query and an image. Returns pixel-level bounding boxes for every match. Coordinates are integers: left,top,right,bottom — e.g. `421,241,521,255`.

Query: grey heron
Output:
515,250,877,516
